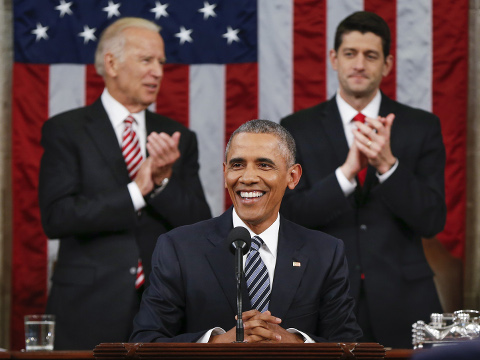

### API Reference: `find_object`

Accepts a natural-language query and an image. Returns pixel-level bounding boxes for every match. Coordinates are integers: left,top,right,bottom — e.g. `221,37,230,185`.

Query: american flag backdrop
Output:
11,0,468,349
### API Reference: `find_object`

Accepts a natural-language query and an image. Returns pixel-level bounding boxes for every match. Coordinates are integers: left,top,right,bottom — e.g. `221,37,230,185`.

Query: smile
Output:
239,191,265,199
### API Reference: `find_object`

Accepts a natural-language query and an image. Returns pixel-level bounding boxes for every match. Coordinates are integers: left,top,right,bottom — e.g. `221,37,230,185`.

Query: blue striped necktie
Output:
245,236,271,312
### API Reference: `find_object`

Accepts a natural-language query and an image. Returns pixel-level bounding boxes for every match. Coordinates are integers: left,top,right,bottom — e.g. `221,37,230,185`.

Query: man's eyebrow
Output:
228,157,245,165
256,158,275,165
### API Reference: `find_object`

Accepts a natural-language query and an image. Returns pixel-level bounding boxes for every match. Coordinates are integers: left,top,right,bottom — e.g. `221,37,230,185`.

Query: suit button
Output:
360,224,367,231
129,267,136,275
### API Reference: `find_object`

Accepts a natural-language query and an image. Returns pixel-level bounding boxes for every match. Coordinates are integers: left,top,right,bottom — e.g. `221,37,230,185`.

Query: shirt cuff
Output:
376,159,399,183
335,167,356,196
196,327,226,343
127,182,147,211
286,328,315,343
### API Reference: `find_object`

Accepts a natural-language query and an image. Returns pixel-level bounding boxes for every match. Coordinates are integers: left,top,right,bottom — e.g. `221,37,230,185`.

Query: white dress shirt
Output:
334,90,398,196
197,209,314,343
101,89,147,210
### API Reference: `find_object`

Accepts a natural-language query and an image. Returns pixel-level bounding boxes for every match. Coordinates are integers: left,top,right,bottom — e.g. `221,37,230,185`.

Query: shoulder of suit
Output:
146,110,194,134
383,96,440,123
159,215,218,243
281,215,342,247
280,100,331,128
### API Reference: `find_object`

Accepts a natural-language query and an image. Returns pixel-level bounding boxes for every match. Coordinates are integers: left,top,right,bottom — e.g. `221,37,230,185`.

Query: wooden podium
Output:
3,343,414,359
93,342,387,359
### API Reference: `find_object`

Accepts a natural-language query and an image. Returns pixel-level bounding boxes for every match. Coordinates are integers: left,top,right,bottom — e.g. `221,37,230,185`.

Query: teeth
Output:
240,191,264,198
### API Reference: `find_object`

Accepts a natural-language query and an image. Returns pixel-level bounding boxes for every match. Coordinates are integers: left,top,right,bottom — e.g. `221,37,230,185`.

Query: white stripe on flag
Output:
189,64,225,217
49,64,85,117
326,0,363,99
396,0,432,112
258,0,293,122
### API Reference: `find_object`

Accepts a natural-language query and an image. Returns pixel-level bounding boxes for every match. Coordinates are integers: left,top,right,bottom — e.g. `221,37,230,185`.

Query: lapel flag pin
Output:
293,261,301,267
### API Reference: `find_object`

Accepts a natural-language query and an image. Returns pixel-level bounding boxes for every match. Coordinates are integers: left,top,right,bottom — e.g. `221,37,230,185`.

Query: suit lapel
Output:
319,97,350,165
269,218,308,320
205,209,250,314
84,99,130,185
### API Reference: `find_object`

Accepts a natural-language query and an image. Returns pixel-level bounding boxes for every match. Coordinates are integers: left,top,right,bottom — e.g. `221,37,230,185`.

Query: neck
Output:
339,89,378,112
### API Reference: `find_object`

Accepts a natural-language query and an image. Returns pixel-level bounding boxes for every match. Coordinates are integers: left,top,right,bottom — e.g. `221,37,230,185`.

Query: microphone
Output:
227,226,251,343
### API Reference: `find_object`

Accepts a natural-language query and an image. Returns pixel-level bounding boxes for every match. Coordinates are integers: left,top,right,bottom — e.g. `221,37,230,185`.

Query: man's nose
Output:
151,61,163,78
240,165,259,183
353,54,366,70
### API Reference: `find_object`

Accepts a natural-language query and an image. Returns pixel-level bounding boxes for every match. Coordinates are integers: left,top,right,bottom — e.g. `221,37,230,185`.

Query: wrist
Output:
377,157,397,175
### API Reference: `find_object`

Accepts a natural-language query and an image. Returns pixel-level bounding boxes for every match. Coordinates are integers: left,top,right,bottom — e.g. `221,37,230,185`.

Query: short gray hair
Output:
95,17,161,77
225,119,297,167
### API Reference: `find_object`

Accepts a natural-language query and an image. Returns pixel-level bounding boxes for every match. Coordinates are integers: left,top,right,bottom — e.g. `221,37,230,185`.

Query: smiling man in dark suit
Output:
38,17,211,350
130,119,362,343
280,12,446,348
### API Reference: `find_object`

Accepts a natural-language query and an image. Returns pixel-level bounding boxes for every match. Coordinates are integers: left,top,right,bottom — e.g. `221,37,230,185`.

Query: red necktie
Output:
121,115,145,289
122,115,144,180
352,113,367,186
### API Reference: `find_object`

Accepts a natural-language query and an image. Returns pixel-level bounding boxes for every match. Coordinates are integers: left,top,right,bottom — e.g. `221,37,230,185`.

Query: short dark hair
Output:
225,119,296,167
334,11,391,59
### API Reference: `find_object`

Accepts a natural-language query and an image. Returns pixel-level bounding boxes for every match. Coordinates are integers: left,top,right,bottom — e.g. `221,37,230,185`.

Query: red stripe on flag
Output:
364,0,397,100
11,63,50,350
224,62,259,210
432,0,468,258
293,0,327,109
86,65,105,106
157,64,190,128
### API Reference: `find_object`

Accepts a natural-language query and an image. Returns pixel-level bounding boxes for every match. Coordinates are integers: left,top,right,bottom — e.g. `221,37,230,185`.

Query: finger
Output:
353,126,376,149
354,137,377,158
241,309,262,321
172,131,181,146
247,325,282,342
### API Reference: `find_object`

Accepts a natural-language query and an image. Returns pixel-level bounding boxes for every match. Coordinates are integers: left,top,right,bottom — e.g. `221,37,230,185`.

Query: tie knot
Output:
352,112,366,123
125,115,135,126
251,236,264,251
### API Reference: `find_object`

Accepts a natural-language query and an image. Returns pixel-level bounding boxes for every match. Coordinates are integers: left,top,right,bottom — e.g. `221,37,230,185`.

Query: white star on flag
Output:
102,1,121,19
31,23,49,42
198,1,217,20
55,0,73,18
222,26,240,45
78,25,97,44
175,26,193,45
150,1,169,20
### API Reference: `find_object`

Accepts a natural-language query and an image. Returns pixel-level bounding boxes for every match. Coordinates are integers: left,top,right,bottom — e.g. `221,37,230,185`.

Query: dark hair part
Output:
334,11,391,58
225,119,297,167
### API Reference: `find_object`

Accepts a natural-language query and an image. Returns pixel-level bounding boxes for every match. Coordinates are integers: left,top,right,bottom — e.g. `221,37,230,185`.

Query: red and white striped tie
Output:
135,259,145,290
122,115,143,180
353,112,367,186
122,115,145,289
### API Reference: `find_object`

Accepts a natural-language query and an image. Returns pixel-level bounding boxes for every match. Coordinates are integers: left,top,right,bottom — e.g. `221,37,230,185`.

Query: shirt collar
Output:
232,208,279,258
101,88,146,129
336,90,382,127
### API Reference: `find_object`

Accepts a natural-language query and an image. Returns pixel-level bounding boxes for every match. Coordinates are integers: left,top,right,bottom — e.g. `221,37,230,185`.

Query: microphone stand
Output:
233,244,245,343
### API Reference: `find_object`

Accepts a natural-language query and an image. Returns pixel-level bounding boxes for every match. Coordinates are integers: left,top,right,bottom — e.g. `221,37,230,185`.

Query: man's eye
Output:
259,163,271,168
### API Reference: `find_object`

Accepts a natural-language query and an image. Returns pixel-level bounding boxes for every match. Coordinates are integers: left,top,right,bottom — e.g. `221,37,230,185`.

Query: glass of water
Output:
24,314,55,351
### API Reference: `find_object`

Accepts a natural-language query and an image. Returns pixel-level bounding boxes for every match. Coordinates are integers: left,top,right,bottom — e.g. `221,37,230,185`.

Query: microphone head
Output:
227,226,251,255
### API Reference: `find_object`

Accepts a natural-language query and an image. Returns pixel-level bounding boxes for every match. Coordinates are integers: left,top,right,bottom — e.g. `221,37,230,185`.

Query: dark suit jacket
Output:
280,94,446,348
38,98,211,350
130,207,362,343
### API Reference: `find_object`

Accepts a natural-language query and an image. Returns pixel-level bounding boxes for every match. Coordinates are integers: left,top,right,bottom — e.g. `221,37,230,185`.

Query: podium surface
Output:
4,343,415,360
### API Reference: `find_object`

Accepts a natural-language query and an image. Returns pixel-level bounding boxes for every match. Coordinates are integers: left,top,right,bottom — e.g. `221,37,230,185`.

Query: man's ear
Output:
382,54,394,77
104,53,118,77
223,162,227,188
287,164,302,190
329,49,338,71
